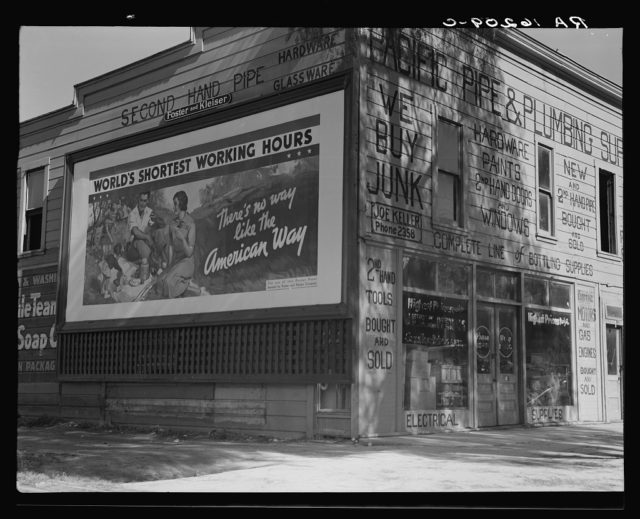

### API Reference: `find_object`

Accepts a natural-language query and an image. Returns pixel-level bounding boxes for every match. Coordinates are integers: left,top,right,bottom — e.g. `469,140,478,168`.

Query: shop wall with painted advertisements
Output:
18,265,58,381
575,283,602,422
359,28,621,285
18,264,60,417
18,28,355,434
356,28,622,435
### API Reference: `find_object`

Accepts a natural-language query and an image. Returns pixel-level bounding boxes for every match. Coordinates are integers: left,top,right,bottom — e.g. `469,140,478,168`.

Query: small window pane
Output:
549,282,571,309
524,277,547,305
435,172,458,222
539,193,551,232
477,269,494,298
606,327,618,376
599,170,617,253
403,257,436,291
24,209,43,251
26,168,44,210
538,146,550,190
438,263,468,295
438,121,460,173
496,271,520,301
319,383,350,410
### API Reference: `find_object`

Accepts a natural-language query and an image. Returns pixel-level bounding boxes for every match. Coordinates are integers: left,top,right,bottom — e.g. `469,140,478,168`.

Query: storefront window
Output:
496,271,519,300
438,263,468,295
524,276,571,308
402,257,470,411
403,257,468,295
403,256,436,291
525,309,573,407
477,268,520,301
477,269,493,298
524,276,547,305
403,292,468,410
549,281,571,309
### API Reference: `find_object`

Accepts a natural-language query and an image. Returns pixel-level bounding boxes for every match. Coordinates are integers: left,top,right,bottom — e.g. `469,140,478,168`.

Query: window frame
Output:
18,161,49,256
401,253,471,413
523,275,574,410
597,167,618,256
317,382,351,412
476,266,522,303
535,142,555,239
523,275,572,311
432,115,465,230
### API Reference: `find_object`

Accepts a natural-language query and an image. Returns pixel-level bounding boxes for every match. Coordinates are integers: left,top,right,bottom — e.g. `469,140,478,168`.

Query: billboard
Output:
66,91,344,323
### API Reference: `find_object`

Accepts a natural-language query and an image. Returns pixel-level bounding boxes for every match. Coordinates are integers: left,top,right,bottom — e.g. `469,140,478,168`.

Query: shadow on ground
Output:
16,417,623,485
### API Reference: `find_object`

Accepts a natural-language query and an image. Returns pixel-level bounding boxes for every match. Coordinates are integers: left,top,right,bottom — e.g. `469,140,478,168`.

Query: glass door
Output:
476,304,519,427
605,325,623,420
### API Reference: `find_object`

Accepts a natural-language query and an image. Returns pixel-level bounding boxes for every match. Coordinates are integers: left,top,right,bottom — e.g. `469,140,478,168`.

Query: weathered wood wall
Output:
18,27,354,432
360,28,622,284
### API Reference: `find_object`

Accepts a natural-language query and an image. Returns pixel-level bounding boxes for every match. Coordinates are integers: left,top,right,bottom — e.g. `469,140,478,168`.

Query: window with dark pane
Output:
524,276,547,306
537,145,554,235
549,281,571,309
495,271,520,301
23,167,45,252
437,262,468,295
599,169,617,254
435,119,462,224
403,256,436,291
477,268,494,298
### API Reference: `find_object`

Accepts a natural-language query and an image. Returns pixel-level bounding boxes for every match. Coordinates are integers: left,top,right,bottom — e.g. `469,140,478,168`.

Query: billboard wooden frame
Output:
57,74,357,334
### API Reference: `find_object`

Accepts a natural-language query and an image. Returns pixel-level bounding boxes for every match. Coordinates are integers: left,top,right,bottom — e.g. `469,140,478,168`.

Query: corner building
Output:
18,28,623,438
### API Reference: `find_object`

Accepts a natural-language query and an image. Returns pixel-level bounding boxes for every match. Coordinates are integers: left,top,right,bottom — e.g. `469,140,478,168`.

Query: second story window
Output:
599,169,617,254
537,144,554,236
434,118,462,225
22,167,45,252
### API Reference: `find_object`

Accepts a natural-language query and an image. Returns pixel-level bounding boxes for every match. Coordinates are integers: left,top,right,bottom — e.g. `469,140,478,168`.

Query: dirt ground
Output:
15,417,625,506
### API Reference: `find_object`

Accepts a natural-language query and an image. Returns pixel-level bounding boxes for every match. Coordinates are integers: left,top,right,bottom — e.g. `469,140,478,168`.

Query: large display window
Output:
402,257,469,411
524,277,573,409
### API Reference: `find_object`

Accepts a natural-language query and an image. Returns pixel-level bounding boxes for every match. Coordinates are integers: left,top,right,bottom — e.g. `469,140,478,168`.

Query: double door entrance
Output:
476,304,520,427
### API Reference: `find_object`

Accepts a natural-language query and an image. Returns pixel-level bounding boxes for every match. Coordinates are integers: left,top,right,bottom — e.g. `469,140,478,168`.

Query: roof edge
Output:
493,29,622,109
20,28,197,128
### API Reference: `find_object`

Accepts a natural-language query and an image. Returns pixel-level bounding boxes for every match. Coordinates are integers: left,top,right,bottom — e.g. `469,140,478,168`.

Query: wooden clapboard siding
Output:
359,28,622,288
317,414,351,437
107,382,214,400
18,27,351,295
265,385,311,435
18,382,60,417
19,27,349,152
99,382,312,436
57,381,105,422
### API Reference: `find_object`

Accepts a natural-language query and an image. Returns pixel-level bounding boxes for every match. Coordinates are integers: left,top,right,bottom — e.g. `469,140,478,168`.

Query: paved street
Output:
16,421,624,507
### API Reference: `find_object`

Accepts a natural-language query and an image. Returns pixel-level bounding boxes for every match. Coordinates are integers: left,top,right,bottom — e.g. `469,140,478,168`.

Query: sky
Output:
18,27,623,123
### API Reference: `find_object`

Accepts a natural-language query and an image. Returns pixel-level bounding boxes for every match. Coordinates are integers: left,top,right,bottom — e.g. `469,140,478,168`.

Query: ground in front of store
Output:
16,417,624,506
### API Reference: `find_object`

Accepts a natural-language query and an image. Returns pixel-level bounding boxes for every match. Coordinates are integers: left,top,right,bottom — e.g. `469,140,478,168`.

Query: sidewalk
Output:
16,420,624,501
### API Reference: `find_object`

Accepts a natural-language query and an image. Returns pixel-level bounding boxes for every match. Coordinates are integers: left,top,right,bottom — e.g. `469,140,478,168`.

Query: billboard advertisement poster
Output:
66,91,344,323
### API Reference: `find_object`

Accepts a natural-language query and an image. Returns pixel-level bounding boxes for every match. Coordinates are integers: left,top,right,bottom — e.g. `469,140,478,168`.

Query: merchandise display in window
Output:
403,292,468,410
525,309,573,407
